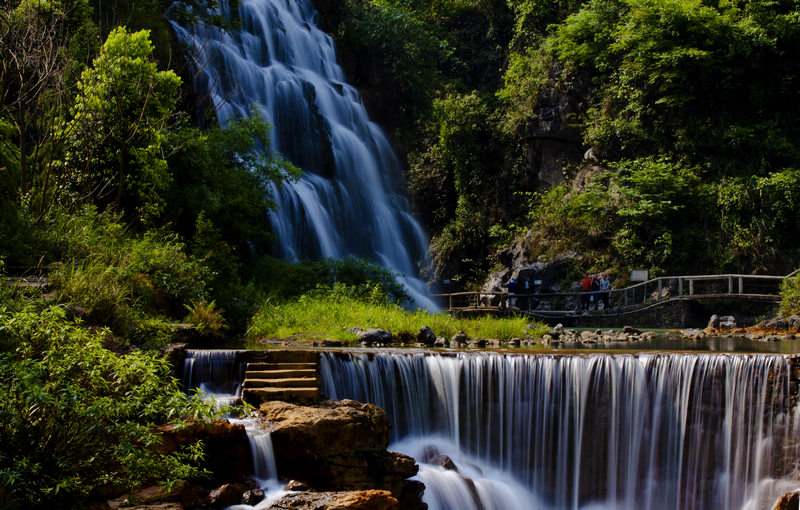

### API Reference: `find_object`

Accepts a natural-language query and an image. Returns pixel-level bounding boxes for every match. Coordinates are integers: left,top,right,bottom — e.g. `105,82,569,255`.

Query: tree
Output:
65,26,180,222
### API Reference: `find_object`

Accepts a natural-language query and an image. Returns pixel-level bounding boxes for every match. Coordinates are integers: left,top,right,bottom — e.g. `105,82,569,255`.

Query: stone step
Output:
245,369,317,379
247,362,317,371
242,377,318,389
242,387,320,404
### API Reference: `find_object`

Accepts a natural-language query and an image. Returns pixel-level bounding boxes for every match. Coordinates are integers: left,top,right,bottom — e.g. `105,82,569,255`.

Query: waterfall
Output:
170,0,436,309
183,351,288,506
320,352,800,510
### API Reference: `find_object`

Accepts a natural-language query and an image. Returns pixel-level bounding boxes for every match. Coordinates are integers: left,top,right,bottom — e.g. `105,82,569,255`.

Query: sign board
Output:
631,270,649,282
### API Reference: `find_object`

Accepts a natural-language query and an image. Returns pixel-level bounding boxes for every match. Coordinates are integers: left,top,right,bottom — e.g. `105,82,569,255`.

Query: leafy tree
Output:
65,26,180,222
0,305,221,508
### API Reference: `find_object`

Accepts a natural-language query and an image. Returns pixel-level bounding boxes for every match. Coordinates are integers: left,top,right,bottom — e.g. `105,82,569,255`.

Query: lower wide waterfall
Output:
320,352,800,510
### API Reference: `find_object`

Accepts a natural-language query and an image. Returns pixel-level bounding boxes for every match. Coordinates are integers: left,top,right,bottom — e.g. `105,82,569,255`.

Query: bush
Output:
0,305,221,508
779,276,800,317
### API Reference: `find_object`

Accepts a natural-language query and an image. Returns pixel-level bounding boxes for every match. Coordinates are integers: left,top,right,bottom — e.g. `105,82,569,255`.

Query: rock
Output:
356,328,393,345
420,445,440,463
451,331,469,344
486,339,501,347
241,488,264,505
206,483,248,508
259,400,418,493
285,480,311,491
719,316,737,330
622,325,641,335
468,339,487,348
327,490,400,510
509,337,521,347
347,327,363,335
707,315,720,330
434,337,446,348
553,324,564,334
416,326,436,346
430,454,458,472
773,491,799,510
322,339,343,347
268,490,402,510
155,420,251,482
788,315,800,333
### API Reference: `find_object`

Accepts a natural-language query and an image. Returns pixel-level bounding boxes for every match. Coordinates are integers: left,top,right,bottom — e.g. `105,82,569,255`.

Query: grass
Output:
246,290,549,343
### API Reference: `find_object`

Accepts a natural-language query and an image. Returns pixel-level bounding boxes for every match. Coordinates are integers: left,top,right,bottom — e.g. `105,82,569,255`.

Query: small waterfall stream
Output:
170,0,435,309
321,352,800,510
183,351,288,507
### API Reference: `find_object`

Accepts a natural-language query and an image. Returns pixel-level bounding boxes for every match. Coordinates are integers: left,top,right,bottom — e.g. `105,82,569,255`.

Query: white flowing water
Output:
321,351,800,510
183,351,289,507
170,0,436,309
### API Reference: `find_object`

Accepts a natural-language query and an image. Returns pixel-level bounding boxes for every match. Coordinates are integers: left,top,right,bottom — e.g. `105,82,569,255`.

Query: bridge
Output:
433,273,790,320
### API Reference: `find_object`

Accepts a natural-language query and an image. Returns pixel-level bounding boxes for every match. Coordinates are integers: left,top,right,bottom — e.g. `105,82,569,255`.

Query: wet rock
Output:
434,337,446,348
322,339,343,347
773,491,799,510
285,480,311,491
430,454,458,472
417,326,436,346
509,337,521,347
788,315,800,333
357,328,393,345
468,338,487,348
206,483,248,508
707,314,720,330
553,324,564,335
241,488,264,505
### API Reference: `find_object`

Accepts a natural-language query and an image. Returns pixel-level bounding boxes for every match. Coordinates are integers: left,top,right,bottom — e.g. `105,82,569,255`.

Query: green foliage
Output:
525,157,712,277
0,305,221,508
65,26,181,223
246,284,545,343
779,275,800,318
184,300,227,338
247,256,411,305
717,169,800,273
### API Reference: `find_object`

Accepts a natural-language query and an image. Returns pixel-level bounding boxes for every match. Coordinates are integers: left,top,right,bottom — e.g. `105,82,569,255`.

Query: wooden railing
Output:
433,273,788,316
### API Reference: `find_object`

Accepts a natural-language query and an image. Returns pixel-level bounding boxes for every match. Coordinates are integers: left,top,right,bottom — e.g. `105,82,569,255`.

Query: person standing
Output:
580,274,592,311
506,278,518,310
599,274,611,310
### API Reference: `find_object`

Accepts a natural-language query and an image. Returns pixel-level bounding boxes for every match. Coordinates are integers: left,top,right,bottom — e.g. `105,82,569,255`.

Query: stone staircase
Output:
241,360,320,405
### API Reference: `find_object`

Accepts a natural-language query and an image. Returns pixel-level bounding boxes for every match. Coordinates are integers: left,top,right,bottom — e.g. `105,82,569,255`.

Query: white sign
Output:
631,270,649,282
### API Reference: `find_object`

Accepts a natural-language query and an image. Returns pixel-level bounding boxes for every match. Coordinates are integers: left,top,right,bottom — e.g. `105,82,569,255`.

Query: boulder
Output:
260,400,418,494
155,420,251,482
773,491,799,510
707,315,720,330
430,454,458,472
451,331,469,344
240,488,264,506
788,315,800,333
434,337,446,348
719,316,737,330
205,483,248,508
322,339,343,347
267,490,402,510
416,326,436,346
357,328,393,345
622,325,641,335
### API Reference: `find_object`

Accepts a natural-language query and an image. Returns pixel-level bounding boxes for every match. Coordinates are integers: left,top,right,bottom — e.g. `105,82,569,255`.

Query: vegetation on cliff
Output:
320,0,800,288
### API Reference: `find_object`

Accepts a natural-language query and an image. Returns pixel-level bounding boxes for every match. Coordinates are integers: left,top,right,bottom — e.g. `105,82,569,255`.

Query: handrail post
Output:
657,279,662,301
689,279,694,296
738,277,743,294
678,278,683,296
728,276,733,295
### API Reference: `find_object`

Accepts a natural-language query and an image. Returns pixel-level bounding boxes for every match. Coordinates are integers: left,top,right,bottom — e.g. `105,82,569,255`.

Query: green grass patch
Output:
247,284,548,343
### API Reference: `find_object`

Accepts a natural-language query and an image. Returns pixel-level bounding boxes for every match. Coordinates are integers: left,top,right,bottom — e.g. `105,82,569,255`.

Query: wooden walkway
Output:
434,273,788,319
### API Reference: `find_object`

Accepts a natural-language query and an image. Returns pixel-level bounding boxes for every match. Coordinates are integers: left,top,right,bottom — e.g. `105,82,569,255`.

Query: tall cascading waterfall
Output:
320,352,800,510
170,0,436,309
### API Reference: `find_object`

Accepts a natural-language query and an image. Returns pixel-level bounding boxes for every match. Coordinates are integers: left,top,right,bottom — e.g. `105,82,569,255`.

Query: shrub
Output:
779,276,800,317
0,305,222,508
